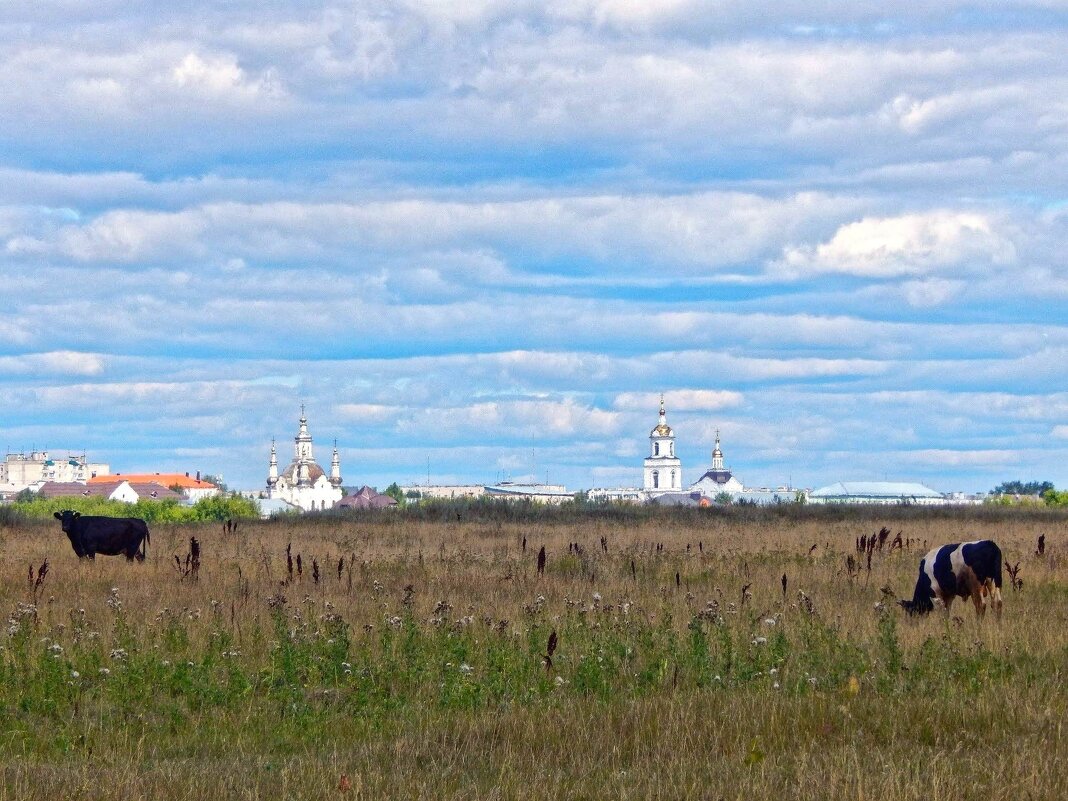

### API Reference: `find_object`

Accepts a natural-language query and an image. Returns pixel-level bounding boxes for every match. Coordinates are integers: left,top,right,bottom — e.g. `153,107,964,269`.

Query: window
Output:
670,469,676,488
669,443,674,456
653,471,659,489
654,443,660,456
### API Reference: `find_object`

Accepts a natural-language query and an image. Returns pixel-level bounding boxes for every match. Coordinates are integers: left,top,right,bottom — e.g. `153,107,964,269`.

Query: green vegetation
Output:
383,482,406,506
7,493,260,523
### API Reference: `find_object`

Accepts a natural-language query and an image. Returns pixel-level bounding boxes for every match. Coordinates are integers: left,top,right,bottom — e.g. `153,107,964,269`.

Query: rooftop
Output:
809,481,943,499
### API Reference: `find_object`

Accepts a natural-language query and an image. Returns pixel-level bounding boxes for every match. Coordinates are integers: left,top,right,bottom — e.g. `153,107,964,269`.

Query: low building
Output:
254,498,300,518
586,487,645,503
483,482,573,504
90,472,219,501
0,450,109,493
807,481,946,505
37,480,182,503
336,486,398,510
399,484,486,500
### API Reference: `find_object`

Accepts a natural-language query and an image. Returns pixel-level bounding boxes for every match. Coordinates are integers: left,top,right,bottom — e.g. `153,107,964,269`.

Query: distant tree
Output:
1042,488,1068,507
992,480,1054,496
189,494,259,521
383,482,406,507
714,491,733,506
202,474,228,492
15,488,35,503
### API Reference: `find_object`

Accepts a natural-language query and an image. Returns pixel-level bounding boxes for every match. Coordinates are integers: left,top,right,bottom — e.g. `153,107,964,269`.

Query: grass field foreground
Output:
1,507,1066,799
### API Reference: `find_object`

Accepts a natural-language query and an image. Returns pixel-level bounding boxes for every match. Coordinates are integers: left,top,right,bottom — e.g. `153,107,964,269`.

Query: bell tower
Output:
643,393,682,493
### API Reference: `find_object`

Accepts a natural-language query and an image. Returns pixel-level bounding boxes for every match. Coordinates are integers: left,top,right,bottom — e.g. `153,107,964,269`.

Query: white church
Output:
266,408,344,512
689,430,745,495
587,394,750,503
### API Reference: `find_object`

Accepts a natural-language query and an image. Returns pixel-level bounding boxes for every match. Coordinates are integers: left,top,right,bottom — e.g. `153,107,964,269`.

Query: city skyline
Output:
2,3,1067,493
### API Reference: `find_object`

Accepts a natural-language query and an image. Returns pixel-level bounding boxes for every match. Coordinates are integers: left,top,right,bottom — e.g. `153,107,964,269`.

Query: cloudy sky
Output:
2,1,1067,493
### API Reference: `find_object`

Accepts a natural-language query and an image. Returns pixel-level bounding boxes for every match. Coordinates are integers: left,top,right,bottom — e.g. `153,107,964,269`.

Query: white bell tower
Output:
643,393,682,493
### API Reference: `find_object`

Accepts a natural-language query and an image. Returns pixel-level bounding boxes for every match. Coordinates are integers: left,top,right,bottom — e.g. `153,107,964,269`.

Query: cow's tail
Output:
990,541,1003,589
140,525,150,562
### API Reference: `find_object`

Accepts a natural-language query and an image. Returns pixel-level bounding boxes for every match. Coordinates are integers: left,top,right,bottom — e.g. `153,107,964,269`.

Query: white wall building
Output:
0,450,109,493
266,408,344,512
643,395,682,494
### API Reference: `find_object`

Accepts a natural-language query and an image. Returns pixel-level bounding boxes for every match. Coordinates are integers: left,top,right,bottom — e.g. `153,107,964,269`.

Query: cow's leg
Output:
988,580,1003,621
971,584,985,618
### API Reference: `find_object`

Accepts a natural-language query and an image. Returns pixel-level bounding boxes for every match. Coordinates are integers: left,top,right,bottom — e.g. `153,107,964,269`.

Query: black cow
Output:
899,539,1003,619
53,510,150,561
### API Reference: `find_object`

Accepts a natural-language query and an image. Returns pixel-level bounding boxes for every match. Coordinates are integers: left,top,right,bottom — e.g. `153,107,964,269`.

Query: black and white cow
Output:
899,540,1003,619
53,510,150,561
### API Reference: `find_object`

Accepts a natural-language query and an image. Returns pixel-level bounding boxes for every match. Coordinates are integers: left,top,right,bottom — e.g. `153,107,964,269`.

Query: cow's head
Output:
897,598,934,615
899,558,937,616
53,510,81,532
53,510,87,556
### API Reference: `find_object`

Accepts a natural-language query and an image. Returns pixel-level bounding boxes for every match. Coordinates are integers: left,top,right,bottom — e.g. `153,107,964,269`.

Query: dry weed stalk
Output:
173,537,201,581
544,629,558,671
29,559,48,603
1005,561,1023,591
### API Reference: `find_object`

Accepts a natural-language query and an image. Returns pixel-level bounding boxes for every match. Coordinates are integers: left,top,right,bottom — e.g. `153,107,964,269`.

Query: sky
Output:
1,1,1067,494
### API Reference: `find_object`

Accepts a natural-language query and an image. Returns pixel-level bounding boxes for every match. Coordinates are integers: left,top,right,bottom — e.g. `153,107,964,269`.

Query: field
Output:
1,504,1067,800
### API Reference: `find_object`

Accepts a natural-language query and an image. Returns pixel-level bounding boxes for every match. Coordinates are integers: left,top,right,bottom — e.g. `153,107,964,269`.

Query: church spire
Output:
711,429,724,470
294,406,313,462
267,439,278,487
330,439,343,488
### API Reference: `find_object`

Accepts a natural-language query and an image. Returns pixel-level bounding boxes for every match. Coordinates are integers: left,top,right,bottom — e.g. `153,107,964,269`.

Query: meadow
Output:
0,503,1066,800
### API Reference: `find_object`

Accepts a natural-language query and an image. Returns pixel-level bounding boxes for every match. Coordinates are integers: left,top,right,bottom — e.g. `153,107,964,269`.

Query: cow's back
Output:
75,516,148,554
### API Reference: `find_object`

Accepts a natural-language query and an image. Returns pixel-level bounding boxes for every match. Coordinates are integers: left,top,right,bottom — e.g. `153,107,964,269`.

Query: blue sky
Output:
2,1,1067,493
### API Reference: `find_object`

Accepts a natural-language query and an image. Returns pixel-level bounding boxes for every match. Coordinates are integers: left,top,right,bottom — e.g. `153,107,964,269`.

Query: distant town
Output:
0,394,1010,517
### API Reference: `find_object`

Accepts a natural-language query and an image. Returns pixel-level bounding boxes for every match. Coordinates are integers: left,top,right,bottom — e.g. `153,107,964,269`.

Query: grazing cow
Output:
899,540,1003,619
53,510,150,561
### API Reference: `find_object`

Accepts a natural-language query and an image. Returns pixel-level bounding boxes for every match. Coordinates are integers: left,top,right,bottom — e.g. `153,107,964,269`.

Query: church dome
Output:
650,394,673,437
280,461,325,485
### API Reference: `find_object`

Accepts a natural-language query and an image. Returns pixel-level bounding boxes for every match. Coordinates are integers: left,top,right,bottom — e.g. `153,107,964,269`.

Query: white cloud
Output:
613,389,743,412
0,351,105,377
778,211,1016,278
901,277,963,308
334,403,398,423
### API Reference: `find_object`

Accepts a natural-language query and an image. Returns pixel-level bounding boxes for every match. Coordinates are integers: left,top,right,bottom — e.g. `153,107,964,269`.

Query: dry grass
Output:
1,506,1066,800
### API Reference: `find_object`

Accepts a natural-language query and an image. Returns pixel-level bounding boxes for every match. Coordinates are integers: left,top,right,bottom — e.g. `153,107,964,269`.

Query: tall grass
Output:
0,507,1065,799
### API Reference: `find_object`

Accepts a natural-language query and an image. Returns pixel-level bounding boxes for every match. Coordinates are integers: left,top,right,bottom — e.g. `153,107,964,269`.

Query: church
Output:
266,408,344,512
643,395,682,494
688,430,745,495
